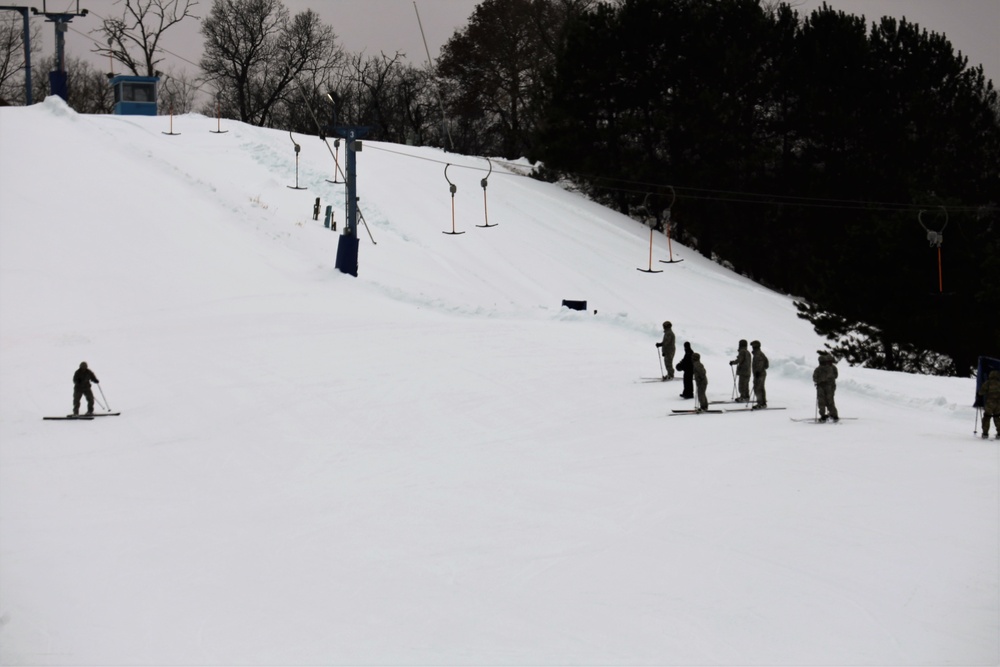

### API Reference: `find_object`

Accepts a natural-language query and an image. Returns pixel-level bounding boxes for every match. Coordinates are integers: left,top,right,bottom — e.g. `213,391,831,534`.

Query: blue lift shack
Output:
110,75,159,116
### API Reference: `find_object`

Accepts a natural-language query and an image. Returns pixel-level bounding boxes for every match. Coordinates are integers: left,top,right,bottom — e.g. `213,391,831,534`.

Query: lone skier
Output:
729,339,751,402
813,353,839,422
655,321,676,380
750,340,768,409
72,361,99,416
979,370,1000,439
692,352,709,412
676,342,695,399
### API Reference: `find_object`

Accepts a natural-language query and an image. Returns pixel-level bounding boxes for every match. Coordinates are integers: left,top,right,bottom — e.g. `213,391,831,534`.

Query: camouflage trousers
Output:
736,373,751,401
73,386,94,415
753,372,767,407
816,382,838,420
696,380,708,411
983,408,1000,435
662,351,675,378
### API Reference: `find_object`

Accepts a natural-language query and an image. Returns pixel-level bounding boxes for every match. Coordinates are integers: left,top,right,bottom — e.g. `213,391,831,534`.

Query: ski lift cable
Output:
364,144,994,215
593,182,991,214
592,178,981,212
55,12,1000,217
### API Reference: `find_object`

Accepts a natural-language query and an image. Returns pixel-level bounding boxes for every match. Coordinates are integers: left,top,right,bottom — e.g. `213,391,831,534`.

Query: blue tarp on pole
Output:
974,356,1000,407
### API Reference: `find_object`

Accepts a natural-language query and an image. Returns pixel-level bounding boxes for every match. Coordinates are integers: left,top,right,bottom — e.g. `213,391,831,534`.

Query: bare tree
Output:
331,52,402,138
200,0,341,127
158,68,198,113
310,51,440,145
0,12,41,104
32,55,114,113
92,0,199,77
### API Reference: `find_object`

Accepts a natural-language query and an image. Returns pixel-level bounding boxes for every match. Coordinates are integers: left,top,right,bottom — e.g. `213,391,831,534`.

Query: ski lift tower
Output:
32,0,88,101
323,93,369,277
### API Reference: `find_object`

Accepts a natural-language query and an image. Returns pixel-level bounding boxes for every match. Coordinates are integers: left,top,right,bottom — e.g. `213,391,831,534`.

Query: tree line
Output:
528,0,999,376
2,0,997,375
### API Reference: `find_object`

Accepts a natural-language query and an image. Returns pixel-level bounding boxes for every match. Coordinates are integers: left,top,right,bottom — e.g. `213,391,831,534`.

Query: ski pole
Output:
97,383,111,412
974,407,980,435
730,364,738,400
656,346,665,379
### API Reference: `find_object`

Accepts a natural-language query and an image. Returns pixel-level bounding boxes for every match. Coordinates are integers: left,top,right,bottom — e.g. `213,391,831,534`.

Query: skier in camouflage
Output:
676,342,695,399
692,353,709,412
729,339,751,402
813,353,839,422
72,361,99,416
750,340,768,409
655,321,676,380
979,370,1000,439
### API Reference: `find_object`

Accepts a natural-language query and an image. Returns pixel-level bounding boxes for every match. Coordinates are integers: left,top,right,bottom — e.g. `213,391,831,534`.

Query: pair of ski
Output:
639,376,675,383
789,417,855,424
670,406,784,416
43,412,121,421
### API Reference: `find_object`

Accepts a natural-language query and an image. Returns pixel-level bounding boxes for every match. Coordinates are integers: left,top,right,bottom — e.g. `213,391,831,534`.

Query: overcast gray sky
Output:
40,0,999,86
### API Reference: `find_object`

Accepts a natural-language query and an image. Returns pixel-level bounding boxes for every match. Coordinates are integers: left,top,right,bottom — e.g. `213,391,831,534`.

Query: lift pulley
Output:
477,157,496,228
443,164,464,235
918,206,948,294
659,185,683,265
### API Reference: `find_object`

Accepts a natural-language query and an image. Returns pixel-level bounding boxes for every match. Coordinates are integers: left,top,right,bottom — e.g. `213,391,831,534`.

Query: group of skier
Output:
655,321,836,419
59,348,1000,435
654,324,1000,435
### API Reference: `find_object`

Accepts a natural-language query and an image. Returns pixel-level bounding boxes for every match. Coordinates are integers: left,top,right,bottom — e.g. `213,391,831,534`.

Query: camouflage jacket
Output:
752,350,768,376
980,373,1000,411
813,363,838,385
731,348,751,375
693,360,707,385
660,329,676,357
73,367,98,388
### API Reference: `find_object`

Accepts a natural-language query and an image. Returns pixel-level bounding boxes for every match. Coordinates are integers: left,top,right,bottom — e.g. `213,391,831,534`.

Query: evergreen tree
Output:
437,0,584,157
786,7,1000,373
533,0,999,374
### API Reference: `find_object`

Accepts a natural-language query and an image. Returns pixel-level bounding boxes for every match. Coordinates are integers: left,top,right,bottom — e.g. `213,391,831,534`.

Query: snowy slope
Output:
0,97,996,665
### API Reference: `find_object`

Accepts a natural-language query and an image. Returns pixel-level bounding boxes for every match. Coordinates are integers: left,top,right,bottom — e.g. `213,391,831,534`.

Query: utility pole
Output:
32,0,88,101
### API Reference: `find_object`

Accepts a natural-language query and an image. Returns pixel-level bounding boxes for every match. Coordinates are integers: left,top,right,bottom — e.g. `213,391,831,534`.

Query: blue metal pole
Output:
345,128,358,240
333,125,369,277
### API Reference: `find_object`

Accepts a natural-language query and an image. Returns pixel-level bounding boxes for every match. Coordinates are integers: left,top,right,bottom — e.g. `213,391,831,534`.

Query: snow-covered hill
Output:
1,97,995,665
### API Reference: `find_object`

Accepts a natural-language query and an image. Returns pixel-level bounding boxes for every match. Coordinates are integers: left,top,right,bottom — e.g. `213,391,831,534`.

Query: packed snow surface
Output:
1,97,996,665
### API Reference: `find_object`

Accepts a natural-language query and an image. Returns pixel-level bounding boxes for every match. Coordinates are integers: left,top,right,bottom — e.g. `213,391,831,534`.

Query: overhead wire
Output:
35,12,997,217
363,143,996,215
57,9,222,100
